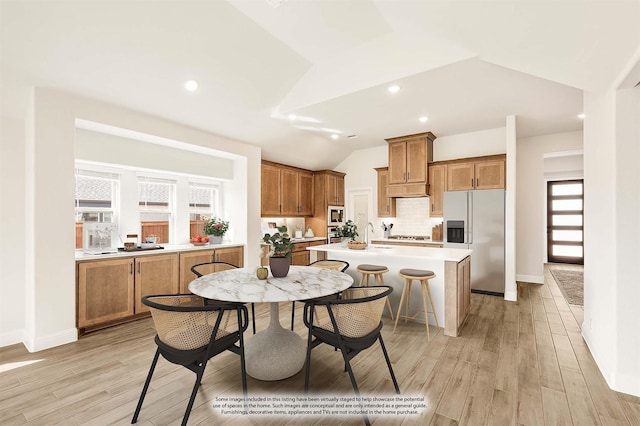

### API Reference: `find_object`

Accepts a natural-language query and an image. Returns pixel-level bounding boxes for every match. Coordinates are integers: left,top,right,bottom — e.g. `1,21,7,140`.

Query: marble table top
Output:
188,265,354,303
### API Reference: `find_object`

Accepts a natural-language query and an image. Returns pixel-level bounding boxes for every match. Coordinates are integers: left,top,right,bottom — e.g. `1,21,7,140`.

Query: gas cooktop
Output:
387,235,430,241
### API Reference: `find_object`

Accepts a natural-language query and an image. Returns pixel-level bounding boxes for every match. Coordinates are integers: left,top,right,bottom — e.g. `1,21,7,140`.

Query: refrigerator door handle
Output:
467,191,473,244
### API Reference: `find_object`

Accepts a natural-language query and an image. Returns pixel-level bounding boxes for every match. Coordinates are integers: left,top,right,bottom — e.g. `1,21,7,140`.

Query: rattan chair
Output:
303,286,399,426
132,294,249,426
290,259,350,330
191,261,257,334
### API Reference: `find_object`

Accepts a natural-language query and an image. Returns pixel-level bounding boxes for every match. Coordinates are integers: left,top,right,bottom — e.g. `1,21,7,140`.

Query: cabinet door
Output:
463,257,471,318
376,168,396,217
214,246,244,268
406,139,427,183
456,257,471,327
475,160,505,189
179,249,215,293
135,254,179,313
77,258,134,328
335,175,345,206
291,251,309,266
298,171,314,215
280,169,299,216
261,164,281,216
447,163,475,191
326,174,338,205
388,141,407,184
428,164,446,216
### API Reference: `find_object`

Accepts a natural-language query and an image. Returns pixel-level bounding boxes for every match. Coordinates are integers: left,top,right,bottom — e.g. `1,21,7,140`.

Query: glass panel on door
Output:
547,179,584,265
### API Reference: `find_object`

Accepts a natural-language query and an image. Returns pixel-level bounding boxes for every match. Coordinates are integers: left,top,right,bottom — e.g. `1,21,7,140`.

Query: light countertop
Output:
75,242,244,261
307,242,471,262
370,238,444,245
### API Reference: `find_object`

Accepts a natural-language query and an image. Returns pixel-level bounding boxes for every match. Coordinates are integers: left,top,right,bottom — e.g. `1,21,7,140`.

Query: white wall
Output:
0,117,26,346
582,53,640,396
434,127,506,161
515,131,583,283
75,128,235,180
4,87,261,352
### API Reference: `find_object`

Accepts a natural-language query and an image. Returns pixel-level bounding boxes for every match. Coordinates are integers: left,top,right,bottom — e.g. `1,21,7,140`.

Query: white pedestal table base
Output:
245,303,306,381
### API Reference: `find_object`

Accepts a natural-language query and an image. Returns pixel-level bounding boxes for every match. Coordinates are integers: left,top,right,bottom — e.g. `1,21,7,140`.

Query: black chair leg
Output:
342,357,370,426
251,303,256,334
132,348,160,424
379,335,400,393
182,365,205,426
290,302,296,330
303,329,314,393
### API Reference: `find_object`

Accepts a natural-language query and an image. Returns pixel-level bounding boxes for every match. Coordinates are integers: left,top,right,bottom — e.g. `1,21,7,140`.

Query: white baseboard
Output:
582,327,640,397
504,290,517,301
516,274,544,284
0,329,25,348
23,328,77,352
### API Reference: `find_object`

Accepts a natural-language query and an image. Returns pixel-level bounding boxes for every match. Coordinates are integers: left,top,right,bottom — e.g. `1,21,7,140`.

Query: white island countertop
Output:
307,242,472,335
307,243,471,262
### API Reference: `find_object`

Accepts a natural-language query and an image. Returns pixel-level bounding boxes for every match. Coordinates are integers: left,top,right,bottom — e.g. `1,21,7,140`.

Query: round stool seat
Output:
399,268,435,278
355,264,394,320
357,264,388,272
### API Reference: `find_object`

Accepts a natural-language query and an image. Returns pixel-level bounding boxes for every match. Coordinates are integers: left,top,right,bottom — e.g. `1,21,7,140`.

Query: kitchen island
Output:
308,243,472,337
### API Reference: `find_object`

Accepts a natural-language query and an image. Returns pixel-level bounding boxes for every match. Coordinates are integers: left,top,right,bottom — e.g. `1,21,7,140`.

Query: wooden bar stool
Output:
355,264,394,320
393,268,438,341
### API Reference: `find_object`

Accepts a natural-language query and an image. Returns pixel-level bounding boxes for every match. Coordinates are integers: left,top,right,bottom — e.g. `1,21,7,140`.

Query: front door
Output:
547,179,584,264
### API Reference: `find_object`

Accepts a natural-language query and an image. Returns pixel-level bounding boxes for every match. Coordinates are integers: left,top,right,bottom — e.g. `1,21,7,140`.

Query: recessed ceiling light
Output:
387,85,400,94
347,134,359,139
288,114,297,120
265,0,288,8
578,113,585,119
419,116,429,123
184,80,198,92
331,134,339,140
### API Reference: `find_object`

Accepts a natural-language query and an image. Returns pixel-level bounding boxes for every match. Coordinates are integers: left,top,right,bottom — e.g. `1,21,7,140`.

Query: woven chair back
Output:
310,260,349,272
191,262,237,277
313,286,388,338
146,295,237,351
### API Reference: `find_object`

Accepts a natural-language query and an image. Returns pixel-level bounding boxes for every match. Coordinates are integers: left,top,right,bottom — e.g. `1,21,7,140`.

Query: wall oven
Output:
327,226,342,244
327,206,345,226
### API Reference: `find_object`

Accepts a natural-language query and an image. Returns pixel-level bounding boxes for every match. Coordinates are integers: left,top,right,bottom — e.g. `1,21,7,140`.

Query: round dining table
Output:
188,265,353,381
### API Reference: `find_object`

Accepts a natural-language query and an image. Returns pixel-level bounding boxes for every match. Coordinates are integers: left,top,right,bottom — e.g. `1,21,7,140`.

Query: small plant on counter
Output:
336,220,359,241
262,225,294,257
204,217,229,237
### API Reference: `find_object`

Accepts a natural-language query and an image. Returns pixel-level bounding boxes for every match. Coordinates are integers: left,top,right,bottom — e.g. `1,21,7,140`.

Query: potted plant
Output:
204,217,229,244
336,220,359,244
262,225,294,277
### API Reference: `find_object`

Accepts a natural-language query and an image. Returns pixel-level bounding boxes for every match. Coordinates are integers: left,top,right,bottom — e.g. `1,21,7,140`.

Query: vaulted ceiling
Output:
1,1,638,169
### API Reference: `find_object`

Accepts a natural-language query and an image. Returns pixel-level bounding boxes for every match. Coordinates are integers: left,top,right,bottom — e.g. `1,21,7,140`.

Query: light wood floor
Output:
1,265,638,425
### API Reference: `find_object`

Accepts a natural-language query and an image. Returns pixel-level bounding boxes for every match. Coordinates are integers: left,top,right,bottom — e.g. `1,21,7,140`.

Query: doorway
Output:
348,189,372,244
547,179,584,264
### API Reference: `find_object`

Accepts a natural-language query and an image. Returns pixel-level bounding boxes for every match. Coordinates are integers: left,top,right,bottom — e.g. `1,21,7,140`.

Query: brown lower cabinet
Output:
444,255,471,337
292,240,327,266
179,246,244,293
77,246,244,334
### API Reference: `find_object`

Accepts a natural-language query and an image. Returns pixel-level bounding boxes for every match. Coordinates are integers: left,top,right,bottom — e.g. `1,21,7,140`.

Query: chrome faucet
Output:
365,222,375,244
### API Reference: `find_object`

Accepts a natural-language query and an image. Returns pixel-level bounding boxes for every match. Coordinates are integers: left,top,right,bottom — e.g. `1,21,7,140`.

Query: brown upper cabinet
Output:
386,132,435,197
375,167,396,217
261,161,314,217
315,170,345,207
447,157,505,191
428,164,447,216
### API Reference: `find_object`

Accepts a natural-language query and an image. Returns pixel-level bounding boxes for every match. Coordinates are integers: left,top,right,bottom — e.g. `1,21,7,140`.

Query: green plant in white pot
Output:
336,220,359,242
262,226,294,277
204,217,229,244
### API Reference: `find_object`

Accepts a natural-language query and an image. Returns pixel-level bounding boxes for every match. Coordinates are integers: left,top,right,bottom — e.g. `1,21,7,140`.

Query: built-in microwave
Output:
328,206,345,226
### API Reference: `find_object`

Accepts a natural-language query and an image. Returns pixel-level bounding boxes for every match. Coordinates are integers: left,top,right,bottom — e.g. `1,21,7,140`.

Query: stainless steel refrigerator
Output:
443,189,505,295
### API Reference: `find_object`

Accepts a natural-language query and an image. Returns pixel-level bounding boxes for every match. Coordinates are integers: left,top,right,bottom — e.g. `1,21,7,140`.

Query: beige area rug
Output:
550,268,584,306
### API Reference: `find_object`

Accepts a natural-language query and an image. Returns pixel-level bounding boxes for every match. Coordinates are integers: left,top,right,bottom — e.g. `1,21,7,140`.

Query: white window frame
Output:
138,175,177,244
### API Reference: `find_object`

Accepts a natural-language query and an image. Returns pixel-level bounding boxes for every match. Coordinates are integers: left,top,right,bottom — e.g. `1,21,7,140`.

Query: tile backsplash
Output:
376,198,443,238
